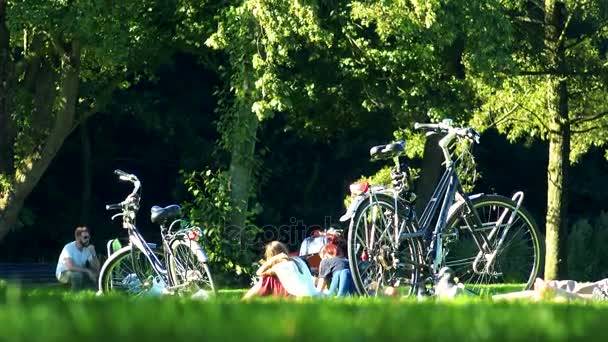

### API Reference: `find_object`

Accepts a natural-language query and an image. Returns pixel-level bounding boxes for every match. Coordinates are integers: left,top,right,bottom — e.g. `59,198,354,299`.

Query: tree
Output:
471,0,608,279
208,0,482,219
197,0,334,230
0,1,174,240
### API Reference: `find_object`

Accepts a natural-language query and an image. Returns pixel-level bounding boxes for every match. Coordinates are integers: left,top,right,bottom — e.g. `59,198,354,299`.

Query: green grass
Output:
1,284,608,341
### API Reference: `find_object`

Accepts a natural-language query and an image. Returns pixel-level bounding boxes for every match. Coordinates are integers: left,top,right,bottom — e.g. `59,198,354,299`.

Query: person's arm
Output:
316,277,326,292
87,245,100,273
317,259,330,291
256,253,289,276
64,258,93,275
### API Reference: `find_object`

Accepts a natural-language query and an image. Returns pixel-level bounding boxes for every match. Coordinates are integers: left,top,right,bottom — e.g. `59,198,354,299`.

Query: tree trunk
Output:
0,0,15,177
415,133,443,215
80,120,92,223
228,65,259,230
0,41,81,241
543,0,569,280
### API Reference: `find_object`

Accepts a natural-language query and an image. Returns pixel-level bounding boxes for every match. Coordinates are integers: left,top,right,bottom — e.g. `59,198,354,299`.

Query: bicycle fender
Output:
339,186,394,222
339,195,367,222
447,193,485,218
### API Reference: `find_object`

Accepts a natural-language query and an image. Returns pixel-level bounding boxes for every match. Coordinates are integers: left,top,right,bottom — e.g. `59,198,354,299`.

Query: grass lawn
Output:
1,281,607,341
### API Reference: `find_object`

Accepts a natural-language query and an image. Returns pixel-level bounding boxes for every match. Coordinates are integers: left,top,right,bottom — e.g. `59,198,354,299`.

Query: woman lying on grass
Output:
493,278,608,302
242,241,322,300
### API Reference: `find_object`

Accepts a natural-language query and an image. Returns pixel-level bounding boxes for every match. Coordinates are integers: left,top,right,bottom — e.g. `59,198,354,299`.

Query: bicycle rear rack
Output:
472,191,524,274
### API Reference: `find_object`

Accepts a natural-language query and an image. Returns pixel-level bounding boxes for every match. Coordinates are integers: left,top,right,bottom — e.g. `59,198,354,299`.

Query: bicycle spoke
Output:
349,196,420,297
443,197,541,295
170,242,215,295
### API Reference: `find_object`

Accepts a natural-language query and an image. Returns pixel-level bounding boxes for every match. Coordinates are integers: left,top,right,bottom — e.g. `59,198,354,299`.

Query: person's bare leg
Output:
535,278,589,301
242,280,262,300
492,279,542,301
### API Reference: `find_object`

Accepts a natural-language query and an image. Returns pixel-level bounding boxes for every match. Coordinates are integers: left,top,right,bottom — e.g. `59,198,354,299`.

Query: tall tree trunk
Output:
0,41,81,241
543,0,570,280
228,64,259,230
80,120,92,223
415,134,443,215
0,0,14,177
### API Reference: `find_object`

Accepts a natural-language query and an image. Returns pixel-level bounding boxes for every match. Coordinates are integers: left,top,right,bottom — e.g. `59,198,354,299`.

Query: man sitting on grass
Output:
55,226,100,291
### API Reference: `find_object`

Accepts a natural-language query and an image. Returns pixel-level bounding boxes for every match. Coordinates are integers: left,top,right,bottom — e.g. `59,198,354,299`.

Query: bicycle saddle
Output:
370,141,405,160
150,204,181,224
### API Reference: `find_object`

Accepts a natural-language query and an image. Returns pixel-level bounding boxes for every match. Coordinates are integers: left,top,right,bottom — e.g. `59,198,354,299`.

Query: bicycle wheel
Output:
168,239,216,298
443,195,543,296
348,193,422,296
98,245,166,295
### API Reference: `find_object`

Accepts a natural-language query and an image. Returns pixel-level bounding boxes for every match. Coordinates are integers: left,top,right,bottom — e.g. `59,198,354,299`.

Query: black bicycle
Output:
341,120,543,297
97,170,216,298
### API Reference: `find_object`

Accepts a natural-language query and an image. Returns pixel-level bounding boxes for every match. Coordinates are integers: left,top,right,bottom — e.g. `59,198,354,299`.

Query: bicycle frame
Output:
125,219,207,289
406,162,481,274
346,122,537,295
399,155,512,277
125,223,171,285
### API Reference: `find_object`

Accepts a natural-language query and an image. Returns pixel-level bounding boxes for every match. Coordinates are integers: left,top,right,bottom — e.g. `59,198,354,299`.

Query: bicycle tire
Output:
347,193,422,296
168,239,216,298
98,245,166,295
443,194,544,296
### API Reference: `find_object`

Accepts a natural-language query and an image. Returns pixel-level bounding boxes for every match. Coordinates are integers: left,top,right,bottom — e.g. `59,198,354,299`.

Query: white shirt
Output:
55,241,94,280
271,257,322,297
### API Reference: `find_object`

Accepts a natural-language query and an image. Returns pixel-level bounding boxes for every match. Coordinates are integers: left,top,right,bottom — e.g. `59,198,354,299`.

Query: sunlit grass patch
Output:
1,282,608,341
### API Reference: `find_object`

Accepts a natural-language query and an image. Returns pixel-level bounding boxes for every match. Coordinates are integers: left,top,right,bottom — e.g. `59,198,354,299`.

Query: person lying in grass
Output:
492,278,608,302
242,241,322,300
316,242,356,297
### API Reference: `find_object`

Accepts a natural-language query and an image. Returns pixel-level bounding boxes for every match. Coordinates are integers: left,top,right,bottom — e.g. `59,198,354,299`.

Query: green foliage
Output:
181,169,261,282
568,212,608,281
454,138,481,194
343,163,422,209
343,165,390,209
468,0,608,163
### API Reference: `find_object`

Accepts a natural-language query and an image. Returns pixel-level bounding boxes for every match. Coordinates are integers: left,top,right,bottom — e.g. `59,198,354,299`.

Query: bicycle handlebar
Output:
106,203,122,211
105,170,141,211
114,169,130,177
414,121,480,144
414,120,480,166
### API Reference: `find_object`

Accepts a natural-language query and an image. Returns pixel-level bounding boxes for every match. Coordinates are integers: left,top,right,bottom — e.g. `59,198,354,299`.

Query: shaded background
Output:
1,52,607,264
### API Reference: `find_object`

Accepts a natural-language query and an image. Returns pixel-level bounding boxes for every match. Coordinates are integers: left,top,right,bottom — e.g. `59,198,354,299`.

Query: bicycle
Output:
341,119,543,297
97,169,216,298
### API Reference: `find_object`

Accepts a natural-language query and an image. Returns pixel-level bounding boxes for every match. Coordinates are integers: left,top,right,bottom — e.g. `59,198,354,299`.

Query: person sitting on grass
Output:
243,241,322,300
316,242,356,297
492,277,608,302
55,226,100,291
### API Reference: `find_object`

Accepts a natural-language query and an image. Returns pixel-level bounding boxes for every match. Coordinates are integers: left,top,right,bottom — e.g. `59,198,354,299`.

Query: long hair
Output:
264,241,289,261
263,241,308,275
320,242,339,258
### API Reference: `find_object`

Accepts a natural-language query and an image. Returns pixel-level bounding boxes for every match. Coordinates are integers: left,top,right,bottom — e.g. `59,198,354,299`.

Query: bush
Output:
181,169,261,286
568,211,608,281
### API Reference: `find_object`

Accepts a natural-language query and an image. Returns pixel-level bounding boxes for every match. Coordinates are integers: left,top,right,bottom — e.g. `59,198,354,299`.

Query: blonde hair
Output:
264,241,289,261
